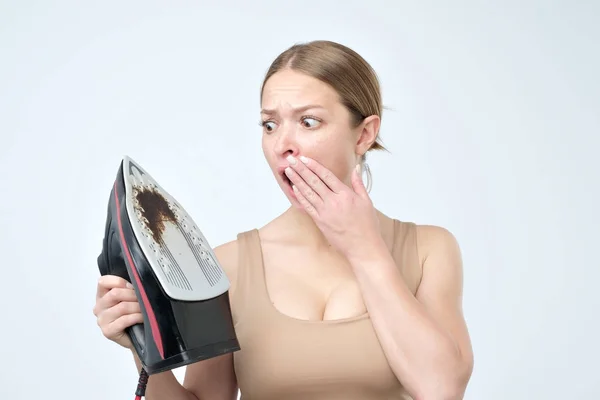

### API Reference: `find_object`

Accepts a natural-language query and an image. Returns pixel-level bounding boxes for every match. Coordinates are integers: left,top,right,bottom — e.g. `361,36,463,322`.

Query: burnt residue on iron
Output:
134,186,177,242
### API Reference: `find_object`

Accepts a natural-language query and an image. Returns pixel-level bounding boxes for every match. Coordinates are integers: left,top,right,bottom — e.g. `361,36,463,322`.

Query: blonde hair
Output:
260,40,388,191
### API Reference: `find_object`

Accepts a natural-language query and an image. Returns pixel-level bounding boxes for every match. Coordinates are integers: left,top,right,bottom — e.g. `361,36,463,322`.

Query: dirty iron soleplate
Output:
122,156,230,302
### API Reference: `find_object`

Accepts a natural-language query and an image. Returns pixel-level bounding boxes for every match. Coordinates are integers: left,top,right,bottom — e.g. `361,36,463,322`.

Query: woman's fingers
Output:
96,275,132,300
93,275,141,349
94,287,138,315
101,312,144,340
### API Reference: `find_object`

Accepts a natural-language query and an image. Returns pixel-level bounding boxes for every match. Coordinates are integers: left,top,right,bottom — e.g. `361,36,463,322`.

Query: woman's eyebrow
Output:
260,104,325,115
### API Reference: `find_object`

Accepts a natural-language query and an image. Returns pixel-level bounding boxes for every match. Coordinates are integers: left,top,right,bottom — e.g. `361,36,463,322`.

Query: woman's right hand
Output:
93,275,144,350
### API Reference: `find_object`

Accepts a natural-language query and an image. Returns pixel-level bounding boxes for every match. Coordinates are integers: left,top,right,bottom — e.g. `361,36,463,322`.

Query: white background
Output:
1,1,598,399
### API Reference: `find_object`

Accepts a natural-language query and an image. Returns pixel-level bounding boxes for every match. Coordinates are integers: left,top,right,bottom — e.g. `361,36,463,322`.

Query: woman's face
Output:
260,69,374,207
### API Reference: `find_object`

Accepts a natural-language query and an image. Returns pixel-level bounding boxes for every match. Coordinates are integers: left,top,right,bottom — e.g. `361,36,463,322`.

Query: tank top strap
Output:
390,219,423,294
232,229,270,324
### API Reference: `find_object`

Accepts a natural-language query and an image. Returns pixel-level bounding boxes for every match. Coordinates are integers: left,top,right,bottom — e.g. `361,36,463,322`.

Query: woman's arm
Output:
182,353,238,400
281,156,473,398
129,349,237,400
349,225,473,400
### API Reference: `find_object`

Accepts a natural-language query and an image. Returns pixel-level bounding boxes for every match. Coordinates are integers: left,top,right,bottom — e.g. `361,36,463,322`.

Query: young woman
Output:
93,40,474,400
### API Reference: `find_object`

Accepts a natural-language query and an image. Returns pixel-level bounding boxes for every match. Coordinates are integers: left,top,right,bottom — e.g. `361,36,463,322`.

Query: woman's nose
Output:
274,129,299,157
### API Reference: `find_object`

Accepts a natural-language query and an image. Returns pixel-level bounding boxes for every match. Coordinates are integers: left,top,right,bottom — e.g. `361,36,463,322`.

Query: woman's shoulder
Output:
386,214,461,266
413,224,461,265
389,217,463,297
211,227,263,294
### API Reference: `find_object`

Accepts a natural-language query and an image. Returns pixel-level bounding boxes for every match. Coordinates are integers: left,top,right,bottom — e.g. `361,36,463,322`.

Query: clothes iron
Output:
96,156,240,397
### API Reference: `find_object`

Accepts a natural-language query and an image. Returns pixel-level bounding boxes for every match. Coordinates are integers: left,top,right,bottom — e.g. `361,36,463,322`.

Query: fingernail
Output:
356,163,361,174
126,282,134,289
299,156,309,164
285,167,293,176
286,155,297,165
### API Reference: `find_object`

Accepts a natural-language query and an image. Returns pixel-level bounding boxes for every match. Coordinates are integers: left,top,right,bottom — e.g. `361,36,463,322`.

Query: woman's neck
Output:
278,206,332,249
275,206,385,249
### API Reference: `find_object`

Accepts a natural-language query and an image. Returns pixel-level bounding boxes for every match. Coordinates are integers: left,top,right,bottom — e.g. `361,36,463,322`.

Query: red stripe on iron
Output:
114,181,165,359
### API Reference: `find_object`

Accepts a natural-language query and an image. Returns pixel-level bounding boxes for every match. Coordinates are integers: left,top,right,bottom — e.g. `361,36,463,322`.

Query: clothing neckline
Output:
249,219,398,325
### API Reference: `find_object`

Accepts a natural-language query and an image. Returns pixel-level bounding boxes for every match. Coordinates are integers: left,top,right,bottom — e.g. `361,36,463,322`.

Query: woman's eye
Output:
302,117,320,128
263,121,277,131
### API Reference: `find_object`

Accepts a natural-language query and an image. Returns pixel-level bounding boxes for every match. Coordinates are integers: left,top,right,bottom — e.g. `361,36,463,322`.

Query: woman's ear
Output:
355,115,381,156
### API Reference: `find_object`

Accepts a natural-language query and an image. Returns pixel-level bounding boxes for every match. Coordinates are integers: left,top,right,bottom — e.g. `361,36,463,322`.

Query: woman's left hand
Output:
284,155,385,262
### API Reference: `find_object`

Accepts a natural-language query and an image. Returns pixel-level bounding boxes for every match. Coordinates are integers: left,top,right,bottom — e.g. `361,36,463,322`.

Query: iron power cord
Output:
134,367,149,400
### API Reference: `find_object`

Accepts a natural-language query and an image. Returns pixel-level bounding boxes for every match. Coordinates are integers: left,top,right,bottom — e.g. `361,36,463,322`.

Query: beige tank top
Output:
231,219,422,400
